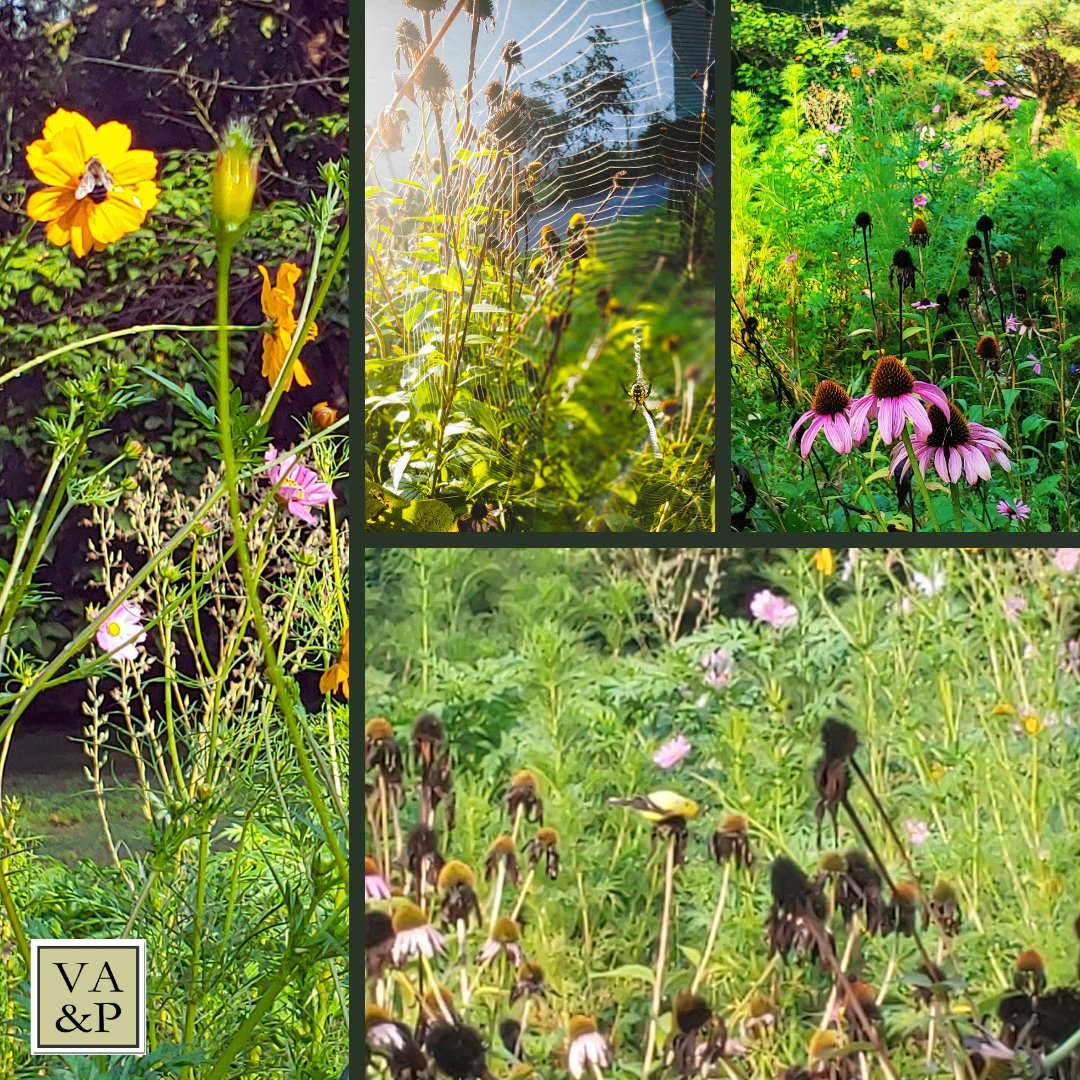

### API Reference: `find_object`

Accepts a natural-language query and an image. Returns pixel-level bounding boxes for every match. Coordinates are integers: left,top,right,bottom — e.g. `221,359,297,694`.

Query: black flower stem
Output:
862,231,881,348
900,425,941,531
982,233,1008,335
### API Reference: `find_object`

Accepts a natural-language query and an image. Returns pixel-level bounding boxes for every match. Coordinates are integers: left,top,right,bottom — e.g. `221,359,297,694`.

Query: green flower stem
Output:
847,451,889,531
0,218,34,282
949,483,965,530
901,425,941,532
213,239,348,884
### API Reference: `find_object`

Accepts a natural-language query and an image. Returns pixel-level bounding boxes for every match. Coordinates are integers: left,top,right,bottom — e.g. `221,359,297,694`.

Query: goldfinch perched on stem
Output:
607,790,699,824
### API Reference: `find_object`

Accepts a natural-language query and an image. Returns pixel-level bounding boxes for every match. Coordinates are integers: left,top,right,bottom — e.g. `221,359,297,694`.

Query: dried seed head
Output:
966,235,983,254
910,217,929,247
855,210,872,231
438,860,476,891
416,56,453,110
491,916,520,944
975,336,999,361
976,214,994,235
821,718,859,761
366,717,394,741
673,989,713,1034
501,39,523,68
1049,245,1068,271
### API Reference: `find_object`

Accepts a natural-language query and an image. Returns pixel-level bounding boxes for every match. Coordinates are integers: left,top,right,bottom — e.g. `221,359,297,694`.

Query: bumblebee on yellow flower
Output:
258,262,319,392
25,109,159,257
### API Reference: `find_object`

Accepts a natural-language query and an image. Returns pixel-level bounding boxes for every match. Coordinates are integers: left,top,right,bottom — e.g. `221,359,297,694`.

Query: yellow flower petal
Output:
26,186,76,224
91,120,133,167
108,149,159,187
88,190,147,246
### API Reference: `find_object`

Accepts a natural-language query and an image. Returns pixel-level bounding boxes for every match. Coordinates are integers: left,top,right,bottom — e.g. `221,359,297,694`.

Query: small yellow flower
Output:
258,262,318,392
929,763,945,783
922,43,935,61
991,702,1015,716
850,65,863,78
320,624,349,701
904,59,915,73
946,31,956,42
813,548,836,576
897,35,910,51
25,109,160,257
1021,713,1042,736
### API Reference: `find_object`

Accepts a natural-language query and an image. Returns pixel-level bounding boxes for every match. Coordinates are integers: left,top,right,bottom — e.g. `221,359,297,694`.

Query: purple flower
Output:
815,143,828,158
1005,595,1028,622
784,252,798,264
844,51,857,63
986,79,1005,87
1002,96,1020,110
829,28,849,46
903,819,931,846
997,498,1030,521
750,590,798,629
913,194,928,207
826,123,842,134
265,446,335,525
1005,313,1020,333
700,648,735,689
912,298,938,310
917,158,930,170
1054,549,1080,572
653,735,692,769
931,103,942,114
1027,353,1042,376
976,88,992,97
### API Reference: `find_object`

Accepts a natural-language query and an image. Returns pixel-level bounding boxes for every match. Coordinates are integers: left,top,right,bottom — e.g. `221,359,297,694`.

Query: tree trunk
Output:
1030,95,1049,151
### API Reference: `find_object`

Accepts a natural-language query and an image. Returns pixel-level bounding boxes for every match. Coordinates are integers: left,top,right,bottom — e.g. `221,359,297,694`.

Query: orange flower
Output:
25,109,159,257
320,624,349,700
258,262,318,392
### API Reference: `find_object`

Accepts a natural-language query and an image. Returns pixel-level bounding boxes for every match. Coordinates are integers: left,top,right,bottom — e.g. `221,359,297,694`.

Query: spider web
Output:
365,0,715,526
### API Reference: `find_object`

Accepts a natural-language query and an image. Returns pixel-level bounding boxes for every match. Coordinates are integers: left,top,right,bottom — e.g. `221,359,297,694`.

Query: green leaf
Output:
401,499,457,531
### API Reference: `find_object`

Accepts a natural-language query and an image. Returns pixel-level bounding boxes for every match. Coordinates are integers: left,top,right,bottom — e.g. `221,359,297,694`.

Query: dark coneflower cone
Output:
968,253,985,281
956,287,971,309
403,0,448,12
770,857,814,911
976,214,994,235
1049,245,1067,272
416,56,453,110
855,210,872,232
821,718,858,762
936,291,950,312
711,812,754,868
425,1022,493,1080
889,248,916,288
467,0,495,22
811,379,850,417
396,18,425,57
910,217,930,247
966,235,983,254
1013,948,1046,995
975,336,1000,361
501,39,523,67
673,989,713,1034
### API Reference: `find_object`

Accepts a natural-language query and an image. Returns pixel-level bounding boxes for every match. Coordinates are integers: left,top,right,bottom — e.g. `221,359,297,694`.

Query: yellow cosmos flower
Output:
258,262,318,392
25,109,159,257
320,624,349,700
1021,713,1042,736
812,548,836,576
896,35,909,51
851,65,863,78
922,44,935,60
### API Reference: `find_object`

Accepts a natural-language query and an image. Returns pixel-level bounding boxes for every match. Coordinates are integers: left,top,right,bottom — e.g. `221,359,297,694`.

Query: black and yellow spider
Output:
623,376,653,414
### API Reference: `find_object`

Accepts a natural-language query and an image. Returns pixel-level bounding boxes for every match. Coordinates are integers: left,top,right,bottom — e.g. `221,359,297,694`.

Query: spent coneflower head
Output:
1014,948,1046,996
377,107,407,152
486,96,529,147
891,401,1011,485
711,812,753,869
995,249,1011,270
968,252,985,281
957,287,971,309
437,860,481,926
885,881,919,936
524,827,560,879
853,210,872,237
889,248,916,289
966,235,984,254
910,217,930,247
366,1003,414,1056
467,0,495,24
836,850,884,932
366,909,395,978
506,769,544,823
484,80,503,107
789,379,862,457
566,1016,612,1080
849,354,949,444
511,960,547,1003
416,56,453,110
413,711,445,771
766,857,828,961
391,901,446,965
842,980,881,1040
935,291,950,313
395,18,425,65
403,0,447,11
406,822,444,885
425,1022,492,1080
673,989,713,1034
366,717,404,780
485,834,521,885
1048,245,1067,272
478,916,523,965
501,39,523,68
976,213,994,235
926,881,962,936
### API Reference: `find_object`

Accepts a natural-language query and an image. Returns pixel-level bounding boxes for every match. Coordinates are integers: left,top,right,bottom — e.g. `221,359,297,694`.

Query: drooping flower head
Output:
849,355,948,445
365,855,392,900
319,623,349,699
891,402,1011,485
94,599,147,661
264,446,334,524
566,1015,612,1080
889,248,916,289
997,499,1030,522
391,901,446,965
25,109,160,257
789,379,862,457
258,263,318,392
909,218,930,247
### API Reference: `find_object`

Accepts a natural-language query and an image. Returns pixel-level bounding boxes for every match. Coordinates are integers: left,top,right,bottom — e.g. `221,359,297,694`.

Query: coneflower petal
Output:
801,414,827,458
788,409,815,448
914,381,949,415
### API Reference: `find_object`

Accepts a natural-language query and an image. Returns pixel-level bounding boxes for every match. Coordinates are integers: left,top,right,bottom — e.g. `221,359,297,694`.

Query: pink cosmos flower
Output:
653,735,691,769
917,158,929,170
931,103,942,114
826,123,842,134
903,818,931,846
890,401,1010,485
815,143,828,158
390,912,445,966
997,499,1030,521
1054,549,1080,572
1005,595,1028,623
976,88,992,97
784,252,798,264
1002,96,1020,109
750,590,798,629
95,600,147,661
849,355,949,445
789,379,863,456
701,648,735,689
264,446,335,525
913,194,928,208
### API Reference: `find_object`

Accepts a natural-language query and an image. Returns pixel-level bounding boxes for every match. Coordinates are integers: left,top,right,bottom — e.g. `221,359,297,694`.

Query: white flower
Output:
567,1017,612,1080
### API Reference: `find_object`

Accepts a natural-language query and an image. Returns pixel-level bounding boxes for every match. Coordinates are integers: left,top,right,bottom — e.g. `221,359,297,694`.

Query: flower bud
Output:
312,401,339,430
124,439,143,459
212,119,259,238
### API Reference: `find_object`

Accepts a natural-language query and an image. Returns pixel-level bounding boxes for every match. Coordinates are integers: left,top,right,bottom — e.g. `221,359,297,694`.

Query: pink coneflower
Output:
1026,353,1042,376
912,297,938,310
478,916,524,966
750,590,798,629
365,856,392,900
997,499,1030,521
365,1006,410,1053
849,355,949,445
95,600,147,661
1054,549,1080,572
653,734,691,769
1002,95,1020,110
789,379,862,456
890,401,1010,485
701,648,735,689
913,194,928,207
917,158,930,170
264,446,335,525
390,902,446,965
566,1016,613,1080
903,818,930,846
